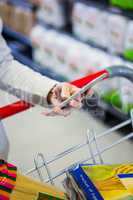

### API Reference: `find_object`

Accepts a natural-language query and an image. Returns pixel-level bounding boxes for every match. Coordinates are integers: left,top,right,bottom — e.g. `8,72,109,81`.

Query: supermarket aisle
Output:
0,90,133,184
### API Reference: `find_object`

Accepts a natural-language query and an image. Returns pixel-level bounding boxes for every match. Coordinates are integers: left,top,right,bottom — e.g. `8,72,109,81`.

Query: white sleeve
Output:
0,18,58,105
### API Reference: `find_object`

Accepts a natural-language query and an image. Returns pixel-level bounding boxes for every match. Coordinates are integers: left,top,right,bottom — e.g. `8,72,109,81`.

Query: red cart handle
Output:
71,69,108,87
0,101,33,120
0,69,108,120
1,64,133,120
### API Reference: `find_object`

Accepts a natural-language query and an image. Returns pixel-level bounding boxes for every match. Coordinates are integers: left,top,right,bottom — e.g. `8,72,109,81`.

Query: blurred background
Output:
0,0,133,184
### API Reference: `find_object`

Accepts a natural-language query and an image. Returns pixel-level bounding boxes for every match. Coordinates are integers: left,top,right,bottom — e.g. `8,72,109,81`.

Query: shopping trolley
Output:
0,65,133,186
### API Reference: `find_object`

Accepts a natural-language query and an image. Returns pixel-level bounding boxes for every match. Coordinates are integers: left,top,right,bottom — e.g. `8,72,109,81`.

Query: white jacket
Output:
0,18,58,105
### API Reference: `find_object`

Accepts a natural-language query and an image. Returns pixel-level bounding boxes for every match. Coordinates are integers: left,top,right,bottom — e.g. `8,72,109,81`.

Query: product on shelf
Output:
95,11,109,48
124,20,133,61
72,3,104,44
30,25,133,113
65,164,133,200
0,1,35,35
107,13,127,54
31,25,112,79
0,2,14,27
41,30,58,68
85,6,100,44
110,0,133,10
53,34,72,75
37,0,69,28
72,1,133,57
72,2,90,42
14,6,35,35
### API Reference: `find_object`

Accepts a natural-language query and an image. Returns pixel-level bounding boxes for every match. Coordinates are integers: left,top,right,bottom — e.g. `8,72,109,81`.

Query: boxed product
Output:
0,2,35,35
0,2,14,27
107,13,127,54
37,0,66,28
53,34,72,75
84,6,101,44
72,2,88,41
30,25,45,47
65,164,133,200
110,0,133,10
72,3,104,45
41,29,58,68
14,6,35,35
66,42,91,79
119,174,133,194
95,11,109,48
31,25,57,68
124,20,133,61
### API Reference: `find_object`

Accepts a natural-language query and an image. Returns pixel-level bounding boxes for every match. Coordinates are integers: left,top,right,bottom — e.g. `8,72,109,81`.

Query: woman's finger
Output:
44,82,83,117
53,106,71,117
42,107,71,117
70,84,80,95
69,100,82,108
61,83,71,99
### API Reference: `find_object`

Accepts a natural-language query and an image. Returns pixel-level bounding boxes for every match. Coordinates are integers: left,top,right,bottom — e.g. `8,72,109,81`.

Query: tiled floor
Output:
0,90,133,186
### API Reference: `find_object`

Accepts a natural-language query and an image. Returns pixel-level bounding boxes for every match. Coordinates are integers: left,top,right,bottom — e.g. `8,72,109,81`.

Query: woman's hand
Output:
44,83,83,117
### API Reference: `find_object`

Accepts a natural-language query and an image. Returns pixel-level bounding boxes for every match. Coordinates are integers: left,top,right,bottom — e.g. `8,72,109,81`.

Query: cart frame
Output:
0,65,133,186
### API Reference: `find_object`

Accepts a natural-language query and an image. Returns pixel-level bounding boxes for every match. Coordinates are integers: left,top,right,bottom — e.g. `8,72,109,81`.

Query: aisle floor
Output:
0,90,133,185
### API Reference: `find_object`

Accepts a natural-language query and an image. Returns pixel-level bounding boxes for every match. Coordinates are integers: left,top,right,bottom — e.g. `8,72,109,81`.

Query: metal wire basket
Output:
0,65,133,187
24,109,133,185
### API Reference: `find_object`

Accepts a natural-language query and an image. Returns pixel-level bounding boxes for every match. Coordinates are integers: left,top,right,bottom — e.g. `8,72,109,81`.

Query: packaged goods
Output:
72,3,102,44
53,34,71,75
0,160,66,200
119,174,133,194
30,25,133,111
124,21,133,61
110,0,133,10
107,14,127,54
37,0,66,28
66,164,133,200
84,6,100,44
13,6,35,35
41,29,57,68
0,2,35,35
0,2,14,27
72,2,88,41
95,11,109,48
11,173,66,200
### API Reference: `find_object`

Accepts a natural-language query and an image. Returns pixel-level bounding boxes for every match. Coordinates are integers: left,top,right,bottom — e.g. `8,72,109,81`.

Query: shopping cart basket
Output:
0,65,133,186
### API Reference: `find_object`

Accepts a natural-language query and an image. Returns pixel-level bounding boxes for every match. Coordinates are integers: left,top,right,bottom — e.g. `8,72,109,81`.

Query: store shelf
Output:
7,0,33,7
11,47,129,122
3,25,32,47
12,49,66,82
9,42,26,51
5,26,130,122
77,0,133,19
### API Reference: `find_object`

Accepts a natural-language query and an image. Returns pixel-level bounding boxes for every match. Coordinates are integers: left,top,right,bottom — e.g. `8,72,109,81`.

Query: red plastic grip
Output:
0,101,32,120
70,69,109,88
0,69,109,120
